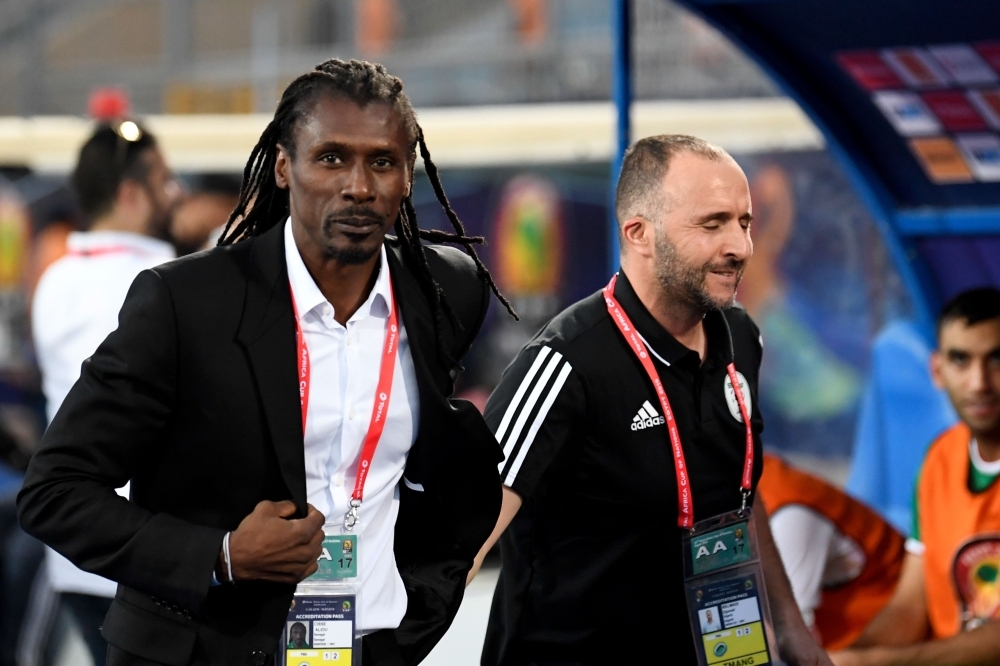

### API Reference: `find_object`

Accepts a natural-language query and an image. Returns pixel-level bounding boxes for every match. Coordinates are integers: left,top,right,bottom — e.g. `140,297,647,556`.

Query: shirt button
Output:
335,475,344,487
349,409,356,419
346,337,353,346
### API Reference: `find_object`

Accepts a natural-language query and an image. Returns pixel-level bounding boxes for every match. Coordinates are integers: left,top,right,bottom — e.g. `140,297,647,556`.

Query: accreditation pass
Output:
279,535,360,665
683,512,775,666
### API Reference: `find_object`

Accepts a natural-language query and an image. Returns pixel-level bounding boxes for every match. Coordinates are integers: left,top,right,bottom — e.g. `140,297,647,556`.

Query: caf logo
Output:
724,372,751,423
343,539,354,554
952,535,1000,630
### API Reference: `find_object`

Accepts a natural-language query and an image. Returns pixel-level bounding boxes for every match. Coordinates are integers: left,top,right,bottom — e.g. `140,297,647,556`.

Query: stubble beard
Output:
652,227,745,313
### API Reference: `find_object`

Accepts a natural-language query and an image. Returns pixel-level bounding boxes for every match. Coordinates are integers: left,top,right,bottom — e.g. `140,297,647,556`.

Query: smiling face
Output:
648,151,753,311
275,93,413,265
932,317,1000,438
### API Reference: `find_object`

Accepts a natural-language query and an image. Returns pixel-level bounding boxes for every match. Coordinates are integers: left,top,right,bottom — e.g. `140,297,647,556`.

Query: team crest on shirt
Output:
952,534,1000,631
723,372,751,423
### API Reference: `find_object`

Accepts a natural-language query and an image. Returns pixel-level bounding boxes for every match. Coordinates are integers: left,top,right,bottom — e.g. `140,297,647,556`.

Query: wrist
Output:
215,532,235,584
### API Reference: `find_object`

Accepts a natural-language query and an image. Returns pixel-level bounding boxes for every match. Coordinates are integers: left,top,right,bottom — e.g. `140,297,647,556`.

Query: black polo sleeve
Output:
484,342,584,499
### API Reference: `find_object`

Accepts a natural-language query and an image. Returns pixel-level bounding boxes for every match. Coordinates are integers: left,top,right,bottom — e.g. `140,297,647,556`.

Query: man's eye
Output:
949,353,970,366
373,158,393,168
320,154,342,164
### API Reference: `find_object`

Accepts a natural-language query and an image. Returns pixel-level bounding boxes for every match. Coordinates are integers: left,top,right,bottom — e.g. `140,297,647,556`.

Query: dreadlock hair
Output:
218,58,516,370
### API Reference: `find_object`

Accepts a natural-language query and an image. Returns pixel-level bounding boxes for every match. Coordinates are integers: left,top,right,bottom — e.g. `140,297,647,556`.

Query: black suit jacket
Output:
17,223,503,665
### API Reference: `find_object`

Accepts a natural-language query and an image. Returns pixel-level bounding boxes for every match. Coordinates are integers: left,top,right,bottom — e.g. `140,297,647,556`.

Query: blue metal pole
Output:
609,0,632,274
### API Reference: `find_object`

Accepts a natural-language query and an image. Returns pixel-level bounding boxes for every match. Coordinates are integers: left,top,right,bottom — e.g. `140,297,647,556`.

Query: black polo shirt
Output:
481,270,764,666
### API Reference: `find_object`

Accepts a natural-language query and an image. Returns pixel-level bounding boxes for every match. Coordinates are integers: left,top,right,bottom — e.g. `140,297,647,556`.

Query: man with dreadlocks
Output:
18,59,514,666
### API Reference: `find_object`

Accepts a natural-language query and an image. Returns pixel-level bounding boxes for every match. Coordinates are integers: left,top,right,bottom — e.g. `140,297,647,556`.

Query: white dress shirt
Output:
285,219,419,633
32,230,175,597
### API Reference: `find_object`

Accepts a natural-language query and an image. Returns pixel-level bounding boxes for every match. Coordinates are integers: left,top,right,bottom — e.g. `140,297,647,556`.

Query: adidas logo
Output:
631,400,666,431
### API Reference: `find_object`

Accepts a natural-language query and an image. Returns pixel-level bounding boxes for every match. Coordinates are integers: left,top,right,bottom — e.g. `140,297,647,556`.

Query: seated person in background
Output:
832,287,1000,666
758,453,905,650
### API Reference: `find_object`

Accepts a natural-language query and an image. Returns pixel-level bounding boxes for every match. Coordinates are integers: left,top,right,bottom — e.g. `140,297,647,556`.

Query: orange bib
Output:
758,454,905,649
917,423,1000,638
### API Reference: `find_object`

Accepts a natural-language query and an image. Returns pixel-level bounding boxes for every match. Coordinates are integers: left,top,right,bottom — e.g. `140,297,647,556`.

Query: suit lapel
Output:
235,224,308,513
385,242,441,411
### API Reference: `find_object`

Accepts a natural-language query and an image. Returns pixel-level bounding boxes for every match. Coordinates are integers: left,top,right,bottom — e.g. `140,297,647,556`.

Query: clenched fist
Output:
223,500,325,584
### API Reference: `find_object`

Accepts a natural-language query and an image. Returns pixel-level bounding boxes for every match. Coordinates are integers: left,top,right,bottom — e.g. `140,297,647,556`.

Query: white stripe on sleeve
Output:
504,362,574,485
500,350,564,464
494,346,552,444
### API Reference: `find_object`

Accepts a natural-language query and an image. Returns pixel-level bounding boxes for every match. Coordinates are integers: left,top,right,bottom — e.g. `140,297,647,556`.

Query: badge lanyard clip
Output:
344,499,361,531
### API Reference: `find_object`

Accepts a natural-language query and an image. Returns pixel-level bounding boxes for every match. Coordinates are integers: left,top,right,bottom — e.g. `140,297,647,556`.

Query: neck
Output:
621,259,707,361
976,432,1000,463
293,225,381,326
89,212,146,236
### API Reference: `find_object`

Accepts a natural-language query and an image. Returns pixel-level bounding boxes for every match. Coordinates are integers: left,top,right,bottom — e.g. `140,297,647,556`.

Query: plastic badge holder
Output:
682,509,781,666
277,535,362,666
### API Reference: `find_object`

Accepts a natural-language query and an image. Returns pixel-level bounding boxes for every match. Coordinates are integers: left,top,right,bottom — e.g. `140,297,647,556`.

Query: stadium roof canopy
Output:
670,0,1000,329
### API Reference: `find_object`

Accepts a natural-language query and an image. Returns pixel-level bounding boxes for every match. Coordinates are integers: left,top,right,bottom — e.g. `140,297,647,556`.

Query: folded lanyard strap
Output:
602,274,754,529
290,280,400,531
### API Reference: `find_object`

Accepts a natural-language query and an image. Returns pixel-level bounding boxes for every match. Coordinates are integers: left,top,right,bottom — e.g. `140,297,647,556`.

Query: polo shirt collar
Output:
284,217,391,323
612,269,734,369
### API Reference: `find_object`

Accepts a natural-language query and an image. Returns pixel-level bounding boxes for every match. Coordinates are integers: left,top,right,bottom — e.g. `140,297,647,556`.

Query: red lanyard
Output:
603,274,754,529
290,279,400,531
66,246,152,258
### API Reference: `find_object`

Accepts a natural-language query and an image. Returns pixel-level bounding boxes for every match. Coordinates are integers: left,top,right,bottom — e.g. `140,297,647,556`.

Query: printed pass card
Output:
688,572,771,666
280,594,356,666
310,535,358,581
690,521,752,576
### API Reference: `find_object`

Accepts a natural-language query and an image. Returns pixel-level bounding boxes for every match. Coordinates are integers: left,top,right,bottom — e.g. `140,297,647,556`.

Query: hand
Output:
226,501,325,584
829,649,865,666
779,628,835,666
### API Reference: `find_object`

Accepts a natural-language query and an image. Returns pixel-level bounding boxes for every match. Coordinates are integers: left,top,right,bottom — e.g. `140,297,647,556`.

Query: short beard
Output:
324,242,380,265
652,227,745,312
321,206,386,265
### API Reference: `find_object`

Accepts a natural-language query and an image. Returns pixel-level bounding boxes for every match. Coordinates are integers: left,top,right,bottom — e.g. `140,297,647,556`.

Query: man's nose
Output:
342,162,376,203
970,361,993,394
722,221,753,260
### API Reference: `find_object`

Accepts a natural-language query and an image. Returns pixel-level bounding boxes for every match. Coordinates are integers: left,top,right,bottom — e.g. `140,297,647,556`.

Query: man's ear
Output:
275,144,291,189
930,350,945,389
620,215,655,259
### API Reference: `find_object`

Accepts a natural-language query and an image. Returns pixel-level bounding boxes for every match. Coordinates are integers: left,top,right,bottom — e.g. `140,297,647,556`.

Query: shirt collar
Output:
284,218,392,322
67,230,175,259
612,269,733,369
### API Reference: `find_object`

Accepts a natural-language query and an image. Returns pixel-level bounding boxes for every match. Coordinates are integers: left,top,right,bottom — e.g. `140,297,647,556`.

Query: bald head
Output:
615,134,730,233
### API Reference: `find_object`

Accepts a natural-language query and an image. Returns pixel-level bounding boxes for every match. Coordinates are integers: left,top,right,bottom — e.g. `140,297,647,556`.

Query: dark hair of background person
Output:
938,287,1000,336
194,173,243,198
614,134,725,233
218,58,517,369
71,122,158,224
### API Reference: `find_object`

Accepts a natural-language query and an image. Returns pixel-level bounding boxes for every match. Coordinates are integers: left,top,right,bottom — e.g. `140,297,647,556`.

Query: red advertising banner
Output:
837,51,904,91
920,90,988,131
975,43,1000,76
